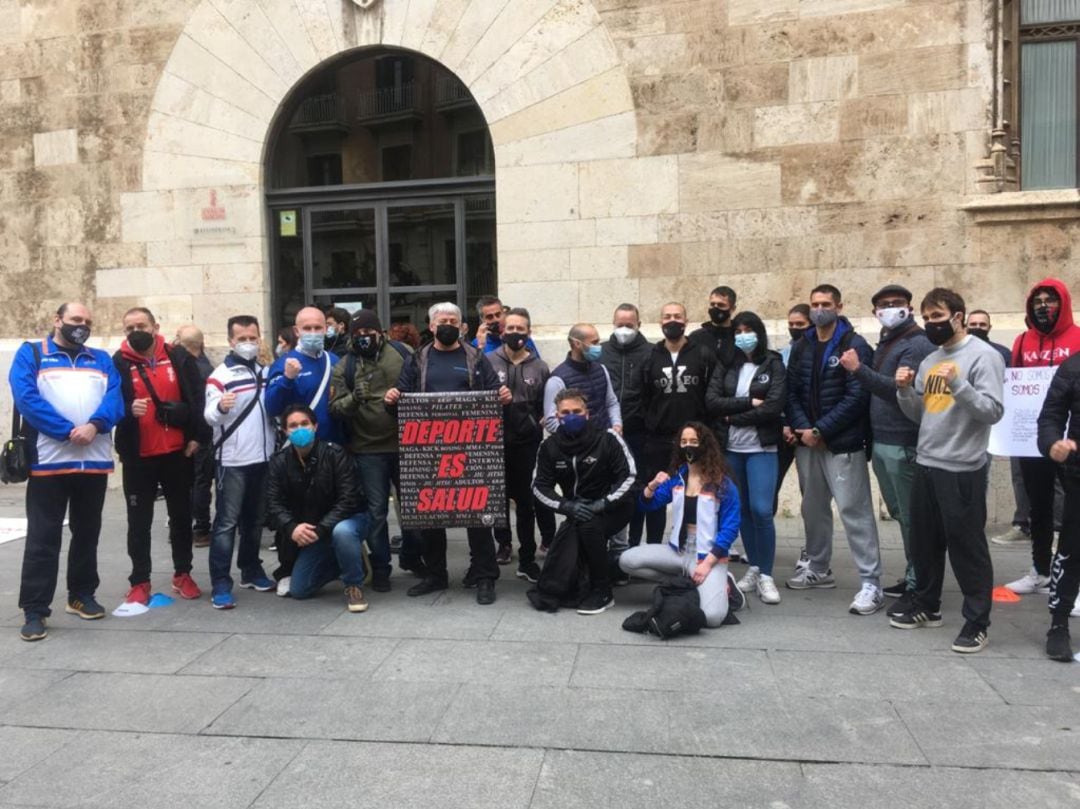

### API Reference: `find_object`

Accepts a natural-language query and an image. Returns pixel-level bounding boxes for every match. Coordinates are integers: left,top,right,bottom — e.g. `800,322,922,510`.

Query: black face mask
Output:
788,327,805,342
679,445,699,465
1032,306,1057,333
352,334,380,358
127,330,154,352
435,324,460,346
967,327,990,342
60,323,90,346
924,319,955,347
502,332,527,352
708,306,731,325
662,322,686,341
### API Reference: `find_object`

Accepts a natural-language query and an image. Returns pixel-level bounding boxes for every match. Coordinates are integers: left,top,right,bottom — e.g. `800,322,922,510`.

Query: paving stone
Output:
530,749,809,809
0,668,74,715
0,731,302,808
375,638,577,686
179,633,400,680
1,628,229,675
0,727,75,783
897,703,1080,770
319,602,504,640
968,656,1080,706
252,740,542,809
206,679,456,742
2,672,258,734
569,644,773,695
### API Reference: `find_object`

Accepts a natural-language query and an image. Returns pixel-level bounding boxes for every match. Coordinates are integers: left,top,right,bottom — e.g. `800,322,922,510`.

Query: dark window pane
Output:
387,203,457,287
382,144,413,181
310,208,377,288
464,194,496,318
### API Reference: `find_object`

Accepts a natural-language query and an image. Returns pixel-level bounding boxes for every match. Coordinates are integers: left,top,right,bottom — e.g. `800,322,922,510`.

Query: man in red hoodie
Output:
113,307,211,605
1004,279,1080,595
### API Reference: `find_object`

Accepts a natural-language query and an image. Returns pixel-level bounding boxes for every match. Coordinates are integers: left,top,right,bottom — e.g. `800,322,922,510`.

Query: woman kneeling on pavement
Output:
619,422,740,627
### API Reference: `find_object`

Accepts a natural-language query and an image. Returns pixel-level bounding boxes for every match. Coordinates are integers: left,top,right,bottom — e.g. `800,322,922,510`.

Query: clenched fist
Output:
131,397,150,417
895,367,915,389
219,391,237,413
284,358,302,380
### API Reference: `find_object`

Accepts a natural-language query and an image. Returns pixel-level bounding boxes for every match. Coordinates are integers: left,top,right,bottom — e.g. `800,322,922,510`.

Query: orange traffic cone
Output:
992,586,1022,603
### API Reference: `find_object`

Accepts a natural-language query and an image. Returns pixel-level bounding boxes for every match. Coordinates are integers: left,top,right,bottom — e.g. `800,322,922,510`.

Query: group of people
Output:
8,280,1080,662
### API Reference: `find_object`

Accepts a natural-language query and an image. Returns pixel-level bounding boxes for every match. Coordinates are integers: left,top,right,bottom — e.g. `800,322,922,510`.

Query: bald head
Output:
295,306,327,335
175,324,204,356
567,323,599,361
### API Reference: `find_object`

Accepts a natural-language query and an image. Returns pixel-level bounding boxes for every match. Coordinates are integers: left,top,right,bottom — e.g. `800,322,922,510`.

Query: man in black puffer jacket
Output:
266,404,370,613
533,388,636,616
784,284,884,617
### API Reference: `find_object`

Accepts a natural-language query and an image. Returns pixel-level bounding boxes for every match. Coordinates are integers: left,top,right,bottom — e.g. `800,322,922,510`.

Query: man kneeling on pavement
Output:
266,404,373,613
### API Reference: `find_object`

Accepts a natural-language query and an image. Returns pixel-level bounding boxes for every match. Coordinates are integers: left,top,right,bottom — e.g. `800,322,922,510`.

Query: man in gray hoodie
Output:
840,284,934,614
892,288,1004,654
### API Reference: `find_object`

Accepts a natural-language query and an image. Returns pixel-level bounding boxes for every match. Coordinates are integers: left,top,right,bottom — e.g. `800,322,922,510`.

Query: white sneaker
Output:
737,566,760,593
990,526,1029,545
276,576,291,597
794,548,810,572
786,567,835,590
849,583,884,615
757,574,781,604
1004,568,1051,595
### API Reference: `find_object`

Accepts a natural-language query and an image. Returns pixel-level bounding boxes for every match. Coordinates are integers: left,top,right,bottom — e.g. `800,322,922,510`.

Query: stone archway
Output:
108,0,644,342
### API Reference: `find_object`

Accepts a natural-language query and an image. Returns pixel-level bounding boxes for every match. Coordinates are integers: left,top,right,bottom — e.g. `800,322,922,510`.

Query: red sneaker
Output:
125,581,151,605
171,573,202,600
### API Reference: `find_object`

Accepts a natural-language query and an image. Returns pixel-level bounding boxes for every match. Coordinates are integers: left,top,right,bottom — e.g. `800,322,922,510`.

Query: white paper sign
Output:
989,366,1059,457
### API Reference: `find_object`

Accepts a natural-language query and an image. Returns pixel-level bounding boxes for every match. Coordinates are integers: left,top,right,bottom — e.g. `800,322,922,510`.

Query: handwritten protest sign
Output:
989,366,1058,457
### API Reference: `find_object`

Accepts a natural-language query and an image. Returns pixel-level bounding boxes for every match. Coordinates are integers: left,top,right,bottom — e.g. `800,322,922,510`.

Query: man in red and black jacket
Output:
1004,279,1080,597
113,307,211,606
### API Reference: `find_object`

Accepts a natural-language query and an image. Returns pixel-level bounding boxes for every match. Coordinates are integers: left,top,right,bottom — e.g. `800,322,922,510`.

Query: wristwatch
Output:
811,428,822,438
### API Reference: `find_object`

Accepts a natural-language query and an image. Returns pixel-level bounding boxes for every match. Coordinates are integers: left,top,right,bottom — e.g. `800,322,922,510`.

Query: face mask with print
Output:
708,306,731,325
734,333,758,354
60,323,90,346
353,334,380,358
679,445,699,464
502,332,527,352
299,333,325,355
876,307,909,331
233,341,259,362
613,326,637,346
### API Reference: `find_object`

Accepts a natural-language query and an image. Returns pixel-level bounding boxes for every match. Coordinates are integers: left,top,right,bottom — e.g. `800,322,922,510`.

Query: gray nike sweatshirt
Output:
896,335,1005,472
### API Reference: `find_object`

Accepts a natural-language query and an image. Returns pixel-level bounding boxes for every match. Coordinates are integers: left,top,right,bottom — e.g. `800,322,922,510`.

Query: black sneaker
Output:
20,614,47,642
611,570,631,587
389,534,403,553
882,580,907,598
515,561,541,583
886,590,916,619
399,557,428,578
476,578,496,605
371,573,392,593
1046,625,1073,662
462,568,479,589
406,576,448,597
889,609,943,629
577,591,614,615
951,621,988,654
65,595,105,620
726,572,746,613
495,544,512,565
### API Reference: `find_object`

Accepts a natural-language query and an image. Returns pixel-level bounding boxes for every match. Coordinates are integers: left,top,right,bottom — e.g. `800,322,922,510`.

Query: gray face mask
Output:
810,308,838,328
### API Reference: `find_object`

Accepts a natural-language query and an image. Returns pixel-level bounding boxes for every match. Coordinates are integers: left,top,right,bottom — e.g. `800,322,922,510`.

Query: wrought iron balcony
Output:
356,81,423,125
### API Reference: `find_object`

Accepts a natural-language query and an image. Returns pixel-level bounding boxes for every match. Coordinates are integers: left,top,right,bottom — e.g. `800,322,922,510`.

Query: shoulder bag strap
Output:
213,368,263,452
133,363,164,409
309,352,332,409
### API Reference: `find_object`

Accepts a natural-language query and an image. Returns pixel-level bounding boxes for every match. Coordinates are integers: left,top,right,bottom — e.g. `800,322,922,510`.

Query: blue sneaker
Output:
239,574,275,592
211,588,236,610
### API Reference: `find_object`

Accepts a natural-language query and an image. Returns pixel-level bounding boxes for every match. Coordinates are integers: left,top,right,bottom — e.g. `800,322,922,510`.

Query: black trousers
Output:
642,436,673,543
274,527,298,580
495,441,539,564
1019,457,1059,576
19,473,109,617
1050,471,1080,621
420,527,499,583
578,499,635,595
910,463,993,629
623,431,646,547
191,444,215,534
123,450,195,585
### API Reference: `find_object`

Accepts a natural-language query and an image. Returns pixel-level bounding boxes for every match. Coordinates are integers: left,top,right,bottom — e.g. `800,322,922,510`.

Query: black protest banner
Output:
397,390,508,530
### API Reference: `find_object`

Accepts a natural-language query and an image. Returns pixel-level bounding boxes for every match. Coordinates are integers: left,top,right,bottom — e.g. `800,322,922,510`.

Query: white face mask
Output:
876,307,910,330
234,341,259,362
613,326,637,345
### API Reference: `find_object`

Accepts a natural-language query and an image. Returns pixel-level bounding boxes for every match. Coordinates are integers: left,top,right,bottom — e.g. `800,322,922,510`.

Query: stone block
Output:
628,243,680,278
202,261,268,294
721,62,790,107
146,240,193,267
679,152,783,212
120,190,177,244
377,638,578,686
839,95,909,140
0,78,21,103
569,246,628,280
729,0,798,25
253,0,320,71
576,277,640,323
495,163,580,222
0,727,74,784
496,111,637,167
192,291,269,338
570,645,772,694
636,111,698,156
617,32,690,76
33,129,78,167
799,0,906,15
185,2,290,101
180,633,400,680
596,216,658,246
211,0,304,87
453,0,558,86
166,34,279,122
144,111,264,164
754,101,840,147
680,240,729,276
728,207,820,239
291,0,343,62
498,219,595,251
20,0,78,39
142,152,261,192
39,198,84,246
658,212,730,243
497,281,579,325
860,45,968,96
789,54,859,102
579,156,678,218
908,88,989,135
498,248,571,283
488,67,634,144
95,266,205,298
2,628,228,675
440,0,518,75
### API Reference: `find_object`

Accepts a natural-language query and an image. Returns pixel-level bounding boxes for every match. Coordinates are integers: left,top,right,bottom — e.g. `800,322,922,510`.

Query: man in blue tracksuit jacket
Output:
265,306,342,444
9,302,124,641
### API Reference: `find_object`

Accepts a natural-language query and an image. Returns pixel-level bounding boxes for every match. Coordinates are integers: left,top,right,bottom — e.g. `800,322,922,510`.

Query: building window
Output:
1020,0,1080,188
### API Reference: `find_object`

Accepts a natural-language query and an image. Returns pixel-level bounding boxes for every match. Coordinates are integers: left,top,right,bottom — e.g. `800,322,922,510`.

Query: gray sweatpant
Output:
795,446,882,586
619,544,729,627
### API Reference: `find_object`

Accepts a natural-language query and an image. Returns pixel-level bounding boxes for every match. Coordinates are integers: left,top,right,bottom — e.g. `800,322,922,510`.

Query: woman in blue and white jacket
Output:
619,421,741,627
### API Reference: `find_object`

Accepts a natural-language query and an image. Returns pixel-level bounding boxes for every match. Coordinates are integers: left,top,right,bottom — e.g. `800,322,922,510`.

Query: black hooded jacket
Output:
599,330,653,435
532,421,636,515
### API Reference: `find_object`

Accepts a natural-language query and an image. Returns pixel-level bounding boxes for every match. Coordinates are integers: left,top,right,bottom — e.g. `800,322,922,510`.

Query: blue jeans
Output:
291,512,371,599
354,452,420,577
727,451,779,576
209,463,268,589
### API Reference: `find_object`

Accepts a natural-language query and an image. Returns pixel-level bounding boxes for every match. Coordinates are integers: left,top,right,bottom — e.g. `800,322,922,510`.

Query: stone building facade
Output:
0,0,1076,518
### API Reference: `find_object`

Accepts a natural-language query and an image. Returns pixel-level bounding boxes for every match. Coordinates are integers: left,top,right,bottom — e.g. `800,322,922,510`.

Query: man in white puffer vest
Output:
203,315,277,609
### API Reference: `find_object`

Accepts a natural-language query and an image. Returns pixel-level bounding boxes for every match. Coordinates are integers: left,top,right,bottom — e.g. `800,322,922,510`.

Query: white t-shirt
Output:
726,362,776,454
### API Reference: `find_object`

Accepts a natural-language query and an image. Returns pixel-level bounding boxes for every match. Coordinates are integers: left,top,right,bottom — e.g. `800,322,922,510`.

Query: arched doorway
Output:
265,47,496,334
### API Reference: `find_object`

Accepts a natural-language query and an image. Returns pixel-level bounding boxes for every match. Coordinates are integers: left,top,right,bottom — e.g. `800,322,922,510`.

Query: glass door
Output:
384,199,460,330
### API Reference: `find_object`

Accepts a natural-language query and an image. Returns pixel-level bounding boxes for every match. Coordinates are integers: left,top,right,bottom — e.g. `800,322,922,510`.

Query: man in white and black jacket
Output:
203,315,277,609
533,388,636,615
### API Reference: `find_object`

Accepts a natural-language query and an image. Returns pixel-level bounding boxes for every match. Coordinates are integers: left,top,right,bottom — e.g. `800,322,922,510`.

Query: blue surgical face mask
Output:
734,333,758,354
559,413,588,435
326,326,337,339
288,426,315,449
583,344,602,363
299,333,324,355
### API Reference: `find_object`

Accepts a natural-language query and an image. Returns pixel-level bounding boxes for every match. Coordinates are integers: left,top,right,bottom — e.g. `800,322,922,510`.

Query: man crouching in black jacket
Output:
266,404,371,614
533,388,637,615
